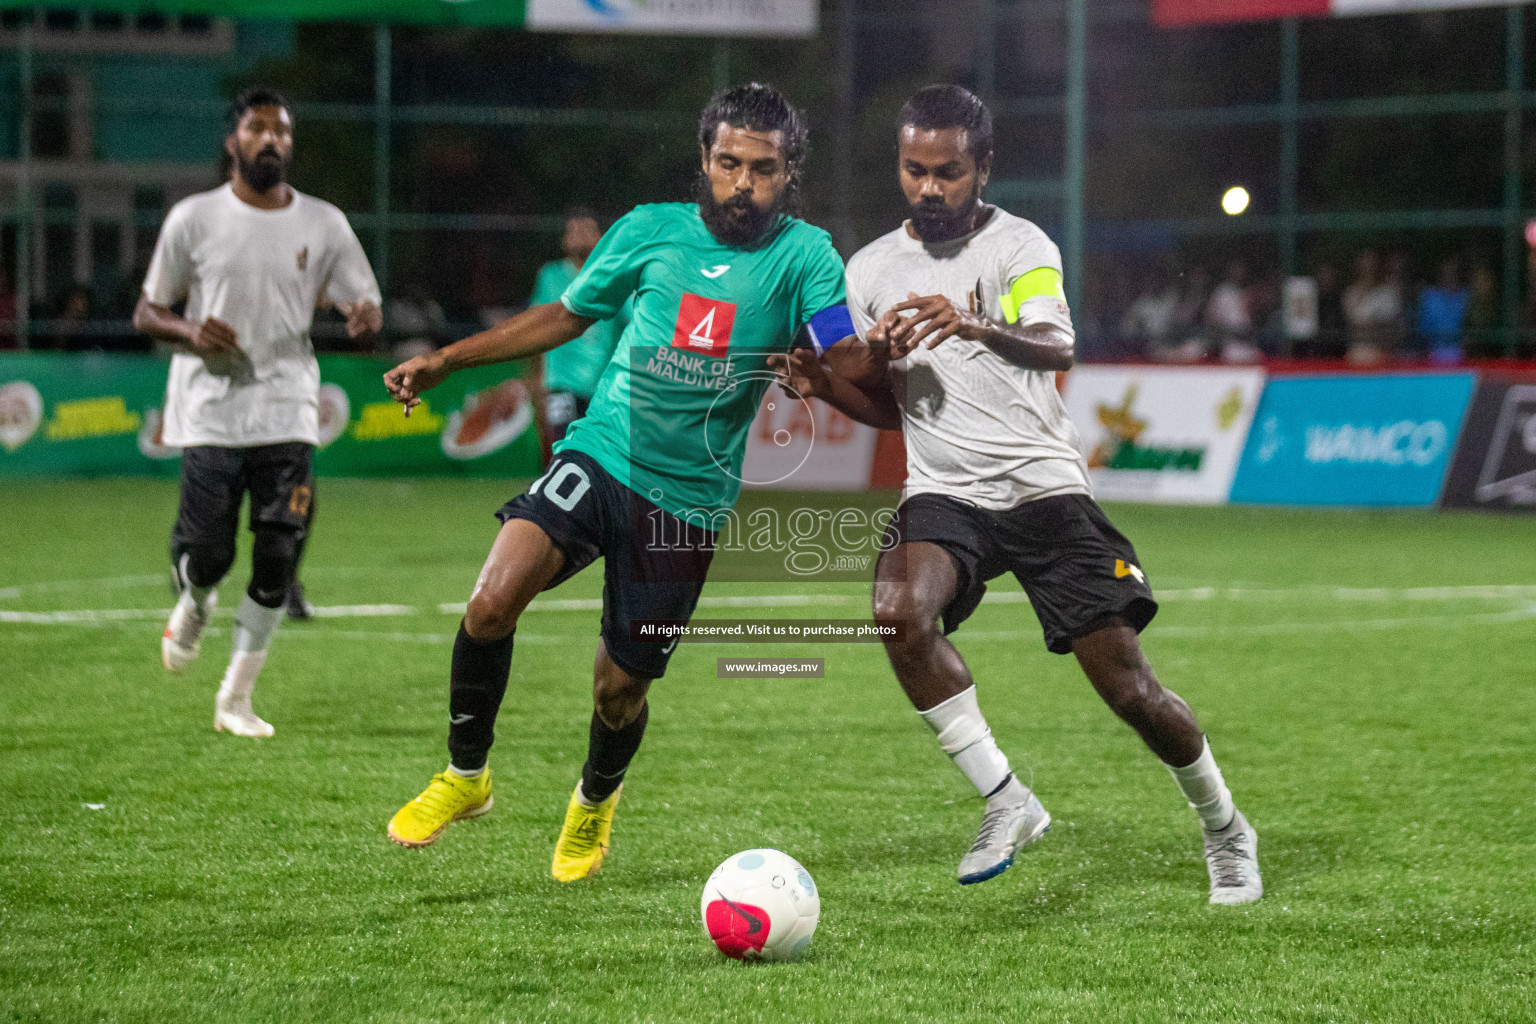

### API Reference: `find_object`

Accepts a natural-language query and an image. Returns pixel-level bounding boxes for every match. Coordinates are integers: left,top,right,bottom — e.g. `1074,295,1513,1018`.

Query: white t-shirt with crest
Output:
143,183,380,447
845,206,1090,510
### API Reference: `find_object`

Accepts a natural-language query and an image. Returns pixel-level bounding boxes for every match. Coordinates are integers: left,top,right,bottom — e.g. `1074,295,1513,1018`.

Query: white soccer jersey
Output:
143,183,381,448
845,206,1090,510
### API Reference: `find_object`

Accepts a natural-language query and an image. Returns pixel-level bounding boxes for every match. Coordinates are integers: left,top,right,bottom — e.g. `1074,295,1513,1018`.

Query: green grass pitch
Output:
2,478,1533,1023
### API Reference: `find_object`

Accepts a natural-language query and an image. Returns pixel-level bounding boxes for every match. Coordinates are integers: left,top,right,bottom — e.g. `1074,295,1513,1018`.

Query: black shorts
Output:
880,492,1158,655
172,442,315,556
496,449,715,680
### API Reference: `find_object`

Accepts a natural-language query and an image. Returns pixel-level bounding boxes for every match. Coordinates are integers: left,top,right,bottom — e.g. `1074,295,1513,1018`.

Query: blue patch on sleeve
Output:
804,304,855,355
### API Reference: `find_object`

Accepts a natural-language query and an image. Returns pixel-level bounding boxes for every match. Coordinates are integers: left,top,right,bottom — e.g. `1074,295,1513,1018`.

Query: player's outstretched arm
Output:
132,295,240,355
384,301,593,415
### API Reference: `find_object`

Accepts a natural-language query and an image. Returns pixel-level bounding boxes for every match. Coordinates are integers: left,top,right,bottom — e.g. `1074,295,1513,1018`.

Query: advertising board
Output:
1230,372,1475,506
1440,373,1536,512
0,353,541,479
1063,365,1266,504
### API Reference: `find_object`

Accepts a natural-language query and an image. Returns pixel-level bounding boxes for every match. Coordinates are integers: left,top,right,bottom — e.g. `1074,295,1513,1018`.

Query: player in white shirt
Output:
778,86,1261,905
134,88,381,737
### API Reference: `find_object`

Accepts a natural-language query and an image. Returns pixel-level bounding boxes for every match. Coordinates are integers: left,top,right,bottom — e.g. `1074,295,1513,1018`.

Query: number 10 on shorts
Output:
530,460,592,512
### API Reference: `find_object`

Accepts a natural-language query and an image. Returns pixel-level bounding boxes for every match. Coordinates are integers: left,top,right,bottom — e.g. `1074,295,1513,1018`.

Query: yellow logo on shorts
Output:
1115,559,1145,583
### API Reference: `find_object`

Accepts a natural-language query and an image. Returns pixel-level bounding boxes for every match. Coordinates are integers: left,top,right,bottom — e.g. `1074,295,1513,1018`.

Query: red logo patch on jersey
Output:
672,293,737,358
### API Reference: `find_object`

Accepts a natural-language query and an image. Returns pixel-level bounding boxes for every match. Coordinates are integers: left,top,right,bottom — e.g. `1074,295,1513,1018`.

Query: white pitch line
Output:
282,628,572,645
6,582,1536,629
306,604,419,618
0,573,168,601
955,603,1536,642
0,608,168,624
437,592,854,615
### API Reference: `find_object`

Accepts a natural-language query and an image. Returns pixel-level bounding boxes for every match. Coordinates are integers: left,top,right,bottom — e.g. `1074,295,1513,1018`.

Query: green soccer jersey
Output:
531,258,625,399
555,202,846,519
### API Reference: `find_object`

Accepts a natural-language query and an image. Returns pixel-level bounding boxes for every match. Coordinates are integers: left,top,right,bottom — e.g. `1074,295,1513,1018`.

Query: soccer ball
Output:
701,848,820,962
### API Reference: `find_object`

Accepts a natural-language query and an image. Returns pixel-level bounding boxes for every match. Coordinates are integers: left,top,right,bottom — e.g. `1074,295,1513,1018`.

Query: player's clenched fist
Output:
383,352,449,416
341,301,383,339
886,291,985,357
191,317,240,355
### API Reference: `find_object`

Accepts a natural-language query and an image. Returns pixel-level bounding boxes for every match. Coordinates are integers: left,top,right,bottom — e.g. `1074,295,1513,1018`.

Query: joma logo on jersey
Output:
672,293,737,358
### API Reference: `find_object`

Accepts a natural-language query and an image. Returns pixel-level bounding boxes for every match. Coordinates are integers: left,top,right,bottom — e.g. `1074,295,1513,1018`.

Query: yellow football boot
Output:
551,782,623,882
387,769,493,848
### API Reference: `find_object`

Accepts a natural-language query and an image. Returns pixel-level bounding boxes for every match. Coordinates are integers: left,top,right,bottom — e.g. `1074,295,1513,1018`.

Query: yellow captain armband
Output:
1000,267,1067,324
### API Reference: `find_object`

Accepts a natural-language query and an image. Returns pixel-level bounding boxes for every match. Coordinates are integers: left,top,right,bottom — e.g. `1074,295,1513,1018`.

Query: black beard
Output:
696,174,783,248
909,187,983,244
238,147,289,194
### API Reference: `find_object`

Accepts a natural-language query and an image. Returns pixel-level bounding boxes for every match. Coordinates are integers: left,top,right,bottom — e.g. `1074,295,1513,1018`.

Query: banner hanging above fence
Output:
1153,0,1530,27
526,0,816,36
0,0,817,32
0,0,529,25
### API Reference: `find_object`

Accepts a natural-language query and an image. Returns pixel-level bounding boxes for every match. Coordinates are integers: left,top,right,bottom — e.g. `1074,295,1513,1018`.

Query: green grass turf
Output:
2,478,1534,1024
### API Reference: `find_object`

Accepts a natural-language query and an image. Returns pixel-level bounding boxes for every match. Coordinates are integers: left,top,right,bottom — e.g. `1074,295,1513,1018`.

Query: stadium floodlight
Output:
1222,187,1251,216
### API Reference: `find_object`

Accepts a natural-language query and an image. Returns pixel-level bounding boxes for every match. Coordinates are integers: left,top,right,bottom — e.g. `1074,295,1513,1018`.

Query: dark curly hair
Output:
697,82,807,216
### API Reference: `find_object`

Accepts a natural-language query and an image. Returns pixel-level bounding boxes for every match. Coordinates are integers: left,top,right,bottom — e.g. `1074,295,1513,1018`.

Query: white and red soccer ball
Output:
701,848,819,962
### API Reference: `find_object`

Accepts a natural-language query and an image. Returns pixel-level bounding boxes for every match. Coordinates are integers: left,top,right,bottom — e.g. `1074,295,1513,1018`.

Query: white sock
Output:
232,594,283,654
218,650,267,704
1165,737,1236,831
447,764,484,779
176,553,216,613
918,686,1013,798
217,596,283,702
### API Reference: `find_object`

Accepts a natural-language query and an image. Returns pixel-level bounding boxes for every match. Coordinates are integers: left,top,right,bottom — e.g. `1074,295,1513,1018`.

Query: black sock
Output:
447,622,515,772
580,701,648,803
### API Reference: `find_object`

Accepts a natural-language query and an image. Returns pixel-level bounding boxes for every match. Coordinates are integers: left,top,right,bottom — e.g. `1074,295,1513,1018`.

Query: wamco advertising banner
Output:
0,353,540,479
1063,365,1266,505
1230,372,1476,506
1440,373,1536,512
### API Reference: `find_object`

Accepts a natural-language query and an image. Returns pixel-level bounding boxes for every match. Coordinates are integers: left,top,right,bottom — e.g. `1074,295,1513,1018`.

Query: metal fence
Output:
0,0,1530,356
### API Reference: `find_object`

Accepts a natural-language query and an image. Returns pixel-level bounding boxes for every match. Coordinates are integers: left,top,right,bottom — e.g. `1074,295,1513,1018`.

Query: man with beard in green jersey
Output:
381,84,855,882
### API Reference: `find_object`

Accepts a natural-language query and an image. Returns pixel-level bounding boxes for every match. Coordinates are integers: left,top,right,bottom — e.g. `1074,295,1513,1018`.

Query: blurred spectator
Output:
1204,260,1261,364
1249,269,1284,359
1313,263,1348,359
1464,264,1501,357
387,279,449,360
1343,249,1403,364
1417,258,1469,366
0,268,16,350
530,207,625,461
1158,265,1210,363
46,284,94,351
1119,266,1179,358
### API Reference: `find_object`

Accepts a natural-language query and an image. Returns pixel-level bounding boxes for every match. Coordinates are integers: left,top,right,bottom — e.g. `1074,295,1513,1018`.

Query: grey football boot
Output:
1203,809,1262,905
957,777,1052,885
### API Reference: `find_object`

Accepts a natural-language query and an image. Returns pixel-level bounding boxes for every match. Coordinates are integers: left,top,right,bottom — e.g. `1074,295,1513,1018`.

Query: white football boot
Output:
957,778,1052,885
214,692,275,738
162,590,216,671
1203,809,1262,905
